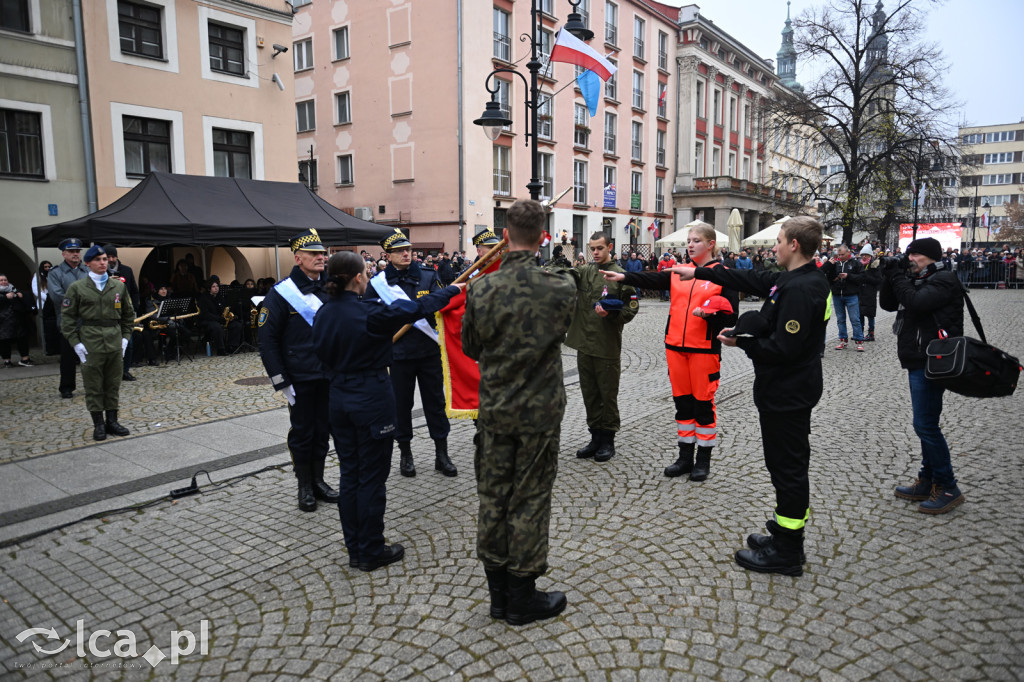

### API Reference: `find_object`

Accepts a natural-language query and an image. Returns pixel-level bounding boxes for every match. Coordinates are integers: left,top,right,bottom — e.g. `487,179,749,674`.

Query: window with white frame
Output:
118,1,163,59
633,16,645,60
537,93,552,140
983,194,1014,206
578,0,590,28
605,1,617,45
984,131,1015,143
574,160,588,204
333,26,349,60
695,79,704,118
0,0,29,31
293,38,312,71
632,70,643,109
984,152,1013,164
729,97,736,131
728,152,736,176
656,82,667,118
695,140,704,175
337,154,353,186
212,128,251,178
630,121,642,161
755,160,762,183
335,91,351,124
630,170,642,208
743,104,750,135
712,89,721,124
123,115,171,178
605,60,617,100
0,107,43,178
537,28,553,68
962,133,983,145
208,22,245,75
574,103,589,147
712,147,720,175
656,129,665,166
604,112,616,154
657,31,668,70
296,100,315,132
496,79,511,130
982,174,1012,185
493,145,511,196
539,152,553,199
493,8,511,61
603,165,616,199
741,156,748,180
655,176,664,213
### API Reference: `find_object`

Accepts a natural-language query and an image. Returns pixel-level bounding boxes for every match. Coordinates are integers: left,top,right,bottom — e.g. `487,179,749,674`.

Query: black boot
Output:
295,464,317,512
312,458,339,503
594,430,616,462
434,438,457,477
575,429,601,459
399,441,416,477
745,520,807,564
104,410,130,437
735,524,804,576
689,446,712,481
664,442,694,477
506,573,567,626
484,567,508,620
91,411,107,441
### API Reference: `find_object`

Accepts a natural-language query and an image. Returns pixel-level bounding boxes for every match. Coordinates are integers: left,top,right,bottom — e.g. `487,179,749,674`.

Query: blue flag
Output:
577,69,601,117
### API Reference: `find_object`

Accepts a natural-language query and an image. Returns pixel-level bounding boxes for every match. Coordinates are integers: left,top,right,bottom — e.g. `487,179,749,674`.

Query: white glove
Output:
281,384,296,406
121,338,129,357
74,343,88,364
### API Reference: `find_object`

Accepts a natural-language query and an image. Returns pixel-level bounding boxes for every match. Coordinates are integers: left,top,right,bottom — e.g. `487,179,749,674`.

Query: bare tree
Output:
997,189,1024,247
765,0,960,245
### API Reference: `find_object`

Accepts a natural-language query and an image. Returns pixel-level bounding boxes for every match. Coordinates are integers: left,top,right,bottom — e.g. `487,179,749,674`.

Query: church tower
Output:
776,1,803,92
864,1,893,115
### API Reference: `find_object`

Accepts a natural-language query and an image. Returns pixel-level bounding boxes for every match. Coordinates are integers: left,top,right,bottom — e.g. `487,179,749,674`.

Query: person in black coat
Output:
856,245,883,342
196,280,241,354
313,251,462,571
105,246,140,380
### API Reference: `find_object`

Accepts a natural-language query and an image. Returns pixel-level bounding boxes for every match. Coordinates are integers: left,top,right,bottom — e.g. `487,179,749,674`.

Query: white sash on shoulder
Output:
274,277,322,327
371,271,438,343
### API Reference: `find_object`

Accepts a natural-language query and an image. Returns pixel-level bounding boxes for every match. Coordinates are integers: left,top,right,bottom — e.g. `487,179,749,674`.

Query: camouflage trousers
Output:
577,351,621,432
474,426,559,577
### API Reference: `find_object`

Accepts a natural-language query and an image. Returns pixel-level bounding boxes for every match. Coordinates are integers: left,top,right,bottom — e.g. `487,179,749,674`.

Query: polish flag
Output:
549,27,616,81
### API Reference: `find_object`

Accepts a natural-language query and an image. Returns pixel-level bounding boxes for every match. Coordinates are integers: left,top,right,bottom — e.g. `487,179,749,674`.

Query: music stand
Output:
220,286,258,355
158,297,195,364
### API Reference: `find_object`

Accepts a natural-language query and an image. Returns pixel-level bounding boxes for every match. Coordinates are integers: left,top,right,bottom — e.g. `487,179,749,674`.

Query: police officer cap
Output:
289,228,327,253
83,244,106,262
380,228,412,251
58,237,83,251
472,228,500,247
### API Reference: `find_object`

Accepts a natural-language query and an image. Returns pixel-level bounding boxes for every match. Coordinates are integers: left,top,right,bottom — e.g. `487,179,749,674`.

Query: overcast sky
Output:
659,0,1022,129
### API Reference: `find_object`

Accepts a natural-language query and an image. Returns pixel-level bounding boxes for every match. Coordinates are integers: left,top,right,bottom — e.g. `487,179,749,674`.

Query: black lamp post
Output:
910,138,942,240
981,199,991,245
473,0,593,201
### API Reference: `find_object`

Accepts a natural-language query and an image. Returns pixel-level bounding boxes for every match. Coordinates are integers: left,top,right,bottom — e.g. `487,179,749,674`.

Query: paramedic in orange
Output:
601,221,737,480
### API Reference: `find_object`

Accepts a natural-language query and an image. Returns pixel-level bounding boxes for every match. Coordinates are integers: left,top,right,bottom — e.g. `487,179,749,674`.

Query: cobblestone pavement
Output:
1,291,1022,680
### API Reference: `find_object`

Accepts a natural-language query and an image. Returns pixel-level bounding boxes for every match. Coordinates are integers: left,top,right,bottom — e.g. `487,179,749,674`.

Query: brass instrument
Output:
148,319,168,331
133,308,157,333
249,306,259,328
222,305,236,328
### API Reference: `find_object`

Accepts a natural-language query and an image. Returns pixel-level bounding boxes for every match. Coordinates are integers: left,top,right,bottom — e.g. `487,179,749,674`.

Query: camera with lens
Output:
879,255,909,272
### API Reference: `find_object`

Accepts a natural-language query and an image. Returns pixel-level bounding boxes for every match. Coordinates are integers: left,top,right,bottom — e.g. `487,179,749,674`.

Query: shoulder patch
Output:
62,297,71,308
785,319,800,334
258,307,269,327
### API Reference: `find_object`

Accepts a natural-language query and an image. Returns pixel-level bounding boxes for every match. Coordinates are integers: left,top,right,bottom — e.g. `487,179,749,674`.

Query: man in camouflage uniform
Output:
562,232,638,462
462,199,576,626
61,245,135,441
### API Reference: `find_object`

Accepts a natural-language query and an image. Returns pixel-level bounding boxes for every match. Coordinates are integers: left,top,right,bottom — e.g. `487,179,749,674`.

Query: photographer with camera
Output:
879,237,966,515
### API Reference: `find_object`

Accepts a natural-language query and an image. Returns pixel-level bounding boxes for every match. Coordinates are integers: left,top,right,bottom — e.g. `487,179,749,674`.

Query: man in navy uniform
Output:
258,229,340,512
366,228,457,478
48,237,89,398
462,228,502,277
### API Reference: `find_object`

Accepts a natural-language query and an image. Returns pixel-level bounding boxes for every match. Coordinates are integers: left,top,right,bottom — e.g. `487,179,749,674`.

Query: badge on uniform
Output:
62,297,71,308
258,307,269,327
785,320,800,334
114,293,121,309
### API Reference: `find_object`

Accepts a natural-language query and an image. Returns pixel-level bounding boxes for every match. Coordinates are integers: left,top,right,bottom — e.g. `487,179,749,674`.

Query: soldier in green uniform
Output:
61,245,136,441
562,232,639,462
462,199,577,626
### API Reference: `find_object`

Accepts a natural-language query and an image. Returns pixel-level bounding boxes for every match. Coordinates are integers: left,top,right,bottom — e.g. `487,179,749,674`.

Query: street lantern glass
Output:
473,99,512,141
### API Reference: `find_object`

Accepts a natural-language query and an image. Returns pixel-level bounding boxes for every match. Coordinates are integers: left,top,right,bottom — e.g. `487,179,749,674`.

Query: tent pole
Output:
275,247,281,281
33,245,44,351
201,248,208,282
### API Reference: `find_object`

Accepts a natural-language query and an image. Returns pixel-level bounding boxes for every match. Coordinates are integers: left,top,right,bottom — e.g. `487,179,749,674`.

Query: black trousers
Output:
287,379,330,475
758,408,812,526
58,333,79,392
391,353,450,442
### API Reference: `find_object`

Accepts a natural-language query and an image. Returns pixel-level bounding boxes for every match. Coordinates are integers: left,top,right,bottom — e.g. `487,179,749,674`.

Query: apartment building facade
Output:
958,121,1024,246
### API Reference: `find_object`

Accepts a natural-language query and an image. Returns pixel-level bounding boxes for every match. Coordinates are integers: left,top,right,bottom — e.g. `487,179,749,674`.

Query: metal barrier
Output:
955,259,1023,289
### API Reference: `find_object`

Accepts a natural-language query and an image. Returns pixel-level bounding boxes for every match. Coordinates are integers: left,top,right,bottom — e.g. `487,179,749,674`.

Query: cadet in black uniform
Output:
258,229,339,512
365,229,457,478
313,251,463,571
673,216,829,576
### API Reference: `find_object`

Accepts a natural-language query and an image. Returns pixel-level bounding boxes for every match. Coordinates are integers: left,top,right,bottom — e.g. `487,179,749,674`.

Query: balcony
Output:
688,175,798,203
493,32,511,62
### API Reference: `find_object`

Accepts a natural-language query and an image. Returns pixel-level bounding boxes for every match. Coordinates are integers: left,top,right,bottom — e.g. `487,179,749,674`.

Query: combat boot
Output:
104,410,130,437
894,476,932,501
505,573,567,626
689,446,712,481
434,438,457,477
664,442,694,477
295,463,316,512
594,430,616,462
484,567,508,620
91,411,107,441
746,520,806,564
312,458,339,503
735,524,804,576
575,429,601,459
399,441,416,477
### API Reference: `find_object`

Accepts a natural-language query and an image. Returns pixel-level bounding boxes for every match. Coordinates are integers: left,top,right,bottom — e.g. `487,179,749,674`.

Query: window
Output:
538,28,553,67
293,38,312,71
983,194,1014,206
118,1,163,59
493,145,511,196
985,131,1015,143
212,128,251,178
603,165,616,203
742,156,749,180
0,108,43,178
729,97,736,131
578,0,590,28
574,160,588,204
728,152,735,176
539,0,553,15
337,154,353,186
630,171,642,209
713,89,721,125
0,0,29,32
755,160,762,183
605,60,617,100
335,91,351,124
208,22,245,75
695,79,704,118
333,26,349,60
122,115,170,178
657,82,667,118
493,8,511,61
605,1,617,45
632,70,643,109
604,112,616,154
298,158,317,190
657,31,668,70
743,104,751,136
656,129,665,166
962,133,983,145
291,0,311,6
633,16,645,60
537,93,553,140
984,152,1013,164
695,141,704,175
496,79,511,131
631,121,642,161
296,100,315,132
655,176,665,214
712,147,720,175
982,174,1011,185
574,103,589,147
539,152,553,199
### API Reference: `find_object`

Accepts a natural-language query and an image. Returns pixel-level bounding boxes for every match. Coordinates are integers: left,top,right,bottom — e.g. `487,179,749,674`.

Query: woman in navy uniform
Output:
313,251,463,572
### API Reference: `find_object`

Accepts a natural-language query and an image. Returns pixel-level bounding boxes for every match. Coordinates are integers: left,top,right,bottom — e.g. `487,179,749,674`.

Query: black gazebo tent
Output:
31,172,393,248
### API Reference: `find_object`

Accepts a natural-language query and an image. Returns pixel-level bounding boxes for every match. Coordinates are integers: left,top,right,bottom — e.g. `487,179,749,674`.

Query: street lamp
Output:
981,200,991,246
910,138,942,240
472,0,593,201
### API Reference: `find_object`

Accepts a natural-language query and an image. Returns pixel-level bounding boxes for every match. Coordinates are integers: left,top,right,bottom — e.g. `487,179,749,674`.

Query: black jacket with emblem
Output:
258,265,328,390
364,261,443,361
878,262,963,371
